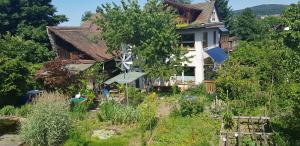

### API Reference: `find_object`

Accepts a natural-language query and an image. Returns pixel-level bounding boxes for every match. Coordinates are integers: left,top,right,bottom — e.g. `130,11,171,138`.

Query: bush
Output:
98,101,139,124
182,84,206,96
0,105,15,116
20,92,71,146
138,93,158,131
15,104,32,117
222,111,235,130
179,96,205,117
128,87,145,107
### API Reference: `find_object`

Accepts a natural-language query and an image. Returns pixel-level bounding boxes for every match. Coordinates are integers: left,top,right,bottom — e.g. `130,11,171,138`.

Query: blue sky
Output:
52,0,298,26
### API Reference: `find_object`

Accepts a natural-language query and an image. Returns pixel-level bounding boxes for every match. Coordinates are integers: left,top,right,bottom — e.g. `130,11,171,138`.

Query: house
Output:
160,0,229,86
43,0,231,91
37,22,120,90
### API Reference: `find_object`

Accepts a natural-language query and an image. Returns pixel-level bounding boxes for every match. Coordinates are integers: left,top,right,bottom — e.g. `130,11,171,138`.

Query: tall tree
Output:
214,0,232,24
82,11,93,21
0,34,54,63
231,8,262,40
282,2,300,52
96,0,187,81
0,55,30,106
0,0,67,47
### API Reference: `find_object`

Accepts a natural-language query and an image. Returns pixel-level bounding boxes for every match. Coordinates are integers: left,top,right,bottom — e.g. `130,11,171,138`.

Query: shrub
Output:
222,111,235,129
98,101,139,124
15,104,32,117
0,105,15,116
138,93,158,131
20,92,71,146
179,96,205,117
182,84,206,96
128,87,145,107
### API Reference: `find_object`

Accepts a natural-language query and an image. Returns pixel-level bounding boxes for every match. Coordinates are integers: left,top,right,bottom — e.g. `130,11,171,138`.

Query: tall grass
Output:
97,101,139,124
20,92,71,146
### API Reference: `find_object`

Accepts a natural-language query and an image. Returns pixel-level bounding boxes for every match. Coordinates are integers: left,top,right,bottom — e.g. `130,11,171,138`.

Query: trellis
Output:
219,116,273,146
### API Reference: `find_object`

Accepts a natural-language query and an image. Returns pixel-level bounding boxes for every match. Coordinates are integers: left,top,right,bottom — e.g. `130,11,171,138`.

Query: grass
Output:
65,112,142,146
150,114,221,146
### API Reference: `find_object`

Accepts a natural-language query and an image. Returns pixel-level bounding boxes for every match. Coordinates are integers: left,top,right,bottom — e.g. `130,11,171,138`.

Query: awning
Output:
205,47,228,64
65,64,94,73
104,71,145,84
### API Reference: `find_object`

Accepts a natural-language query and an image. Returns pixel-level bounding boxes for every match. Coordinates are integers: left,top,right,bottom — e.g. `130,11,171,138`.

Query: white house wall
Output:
180,28,220,84
210,8,220,23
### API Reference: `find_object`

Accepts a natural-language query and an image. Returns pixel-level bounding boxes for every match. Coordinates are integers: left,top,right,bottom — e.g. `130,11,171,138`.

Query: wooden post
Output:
260,116,268,146
237,115,241,146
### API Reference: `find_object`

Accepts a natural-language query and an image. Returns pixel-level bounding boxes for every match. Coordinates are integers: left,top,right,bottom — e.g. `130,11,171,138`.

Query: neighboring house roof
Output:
164,0,216,24
47,23,113,61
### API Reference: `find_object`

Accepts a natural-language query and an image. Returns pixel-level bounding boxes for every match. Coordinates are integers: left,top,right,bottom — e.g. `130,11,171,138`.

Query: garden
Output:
0,84,224,146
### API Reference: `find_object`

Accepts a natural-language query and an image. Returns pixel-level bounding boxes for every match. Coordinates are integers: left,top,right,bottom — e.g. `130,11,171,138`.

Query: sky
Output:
51,0,298,26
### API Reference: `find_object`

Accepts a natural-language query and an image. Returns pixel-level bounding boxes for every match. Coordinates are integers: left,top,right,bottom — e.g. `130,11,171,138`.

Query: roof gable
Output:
47,25,113,61
165,0,219,24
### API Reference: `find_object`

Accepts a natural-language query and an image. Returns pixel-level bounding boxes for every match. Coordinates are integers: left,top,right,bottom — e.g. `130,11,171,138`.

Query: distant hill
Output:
233,4,288,16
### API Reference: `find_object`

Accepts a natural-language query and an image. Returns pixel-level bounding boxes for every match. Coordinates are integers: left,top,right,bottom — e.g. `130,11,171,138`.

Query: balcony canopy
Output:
205,47,228,64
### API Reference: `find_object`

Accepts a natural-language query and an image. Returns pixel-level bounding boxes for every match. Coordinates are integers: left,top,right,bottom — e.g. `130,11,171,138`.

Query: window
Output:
203,32,208,48
180,33,195,49
184,67,195,76
213,31,217,45
212,11,216,22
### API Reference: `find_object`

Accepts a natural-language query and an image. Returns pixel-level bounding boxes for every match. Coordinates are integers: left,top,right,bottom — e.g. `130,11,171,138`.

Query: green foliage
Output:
96,0,187,80
172,83,179,95
138,93,158,131
15,104,32,117
233,4,288,16
82,11,93,21
271,132,288,146
64,118,140,146
128,87,145,107
0,0,67,47
151,114,220,146
222,111,234,129
215,0,232,24
216,3,300,144
0,105,15,116
231,8,262,40
241,137,256,146
182,84,206,96
282,2,300,52
0,56,30,106
0,34,54,63
178,96,205,117
215,40,293,109
98,101,139,124
20,93,71,146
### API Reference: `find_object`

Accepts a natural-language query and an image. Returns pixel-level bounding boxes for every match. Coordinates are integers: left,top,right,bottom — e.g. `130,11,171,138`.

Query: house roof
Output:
47,23,113,61
164,0,216,24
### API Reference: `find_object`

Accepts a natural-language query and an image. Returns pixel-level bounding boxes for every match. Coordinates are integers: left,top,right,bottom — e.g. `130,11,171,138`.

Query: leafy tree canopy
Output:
230,8,263,40
214,0,232,23
0,55,30,106
0,34,55,63
216,3,300,144
282,2,300,52
0,0,67,46
82,11,93,21
96,0,188,80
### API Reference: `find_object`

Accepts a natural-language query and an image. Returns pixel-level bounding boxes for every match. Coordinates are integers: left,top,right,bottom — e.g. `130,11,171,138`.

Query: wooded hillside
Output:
234,4,288,16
